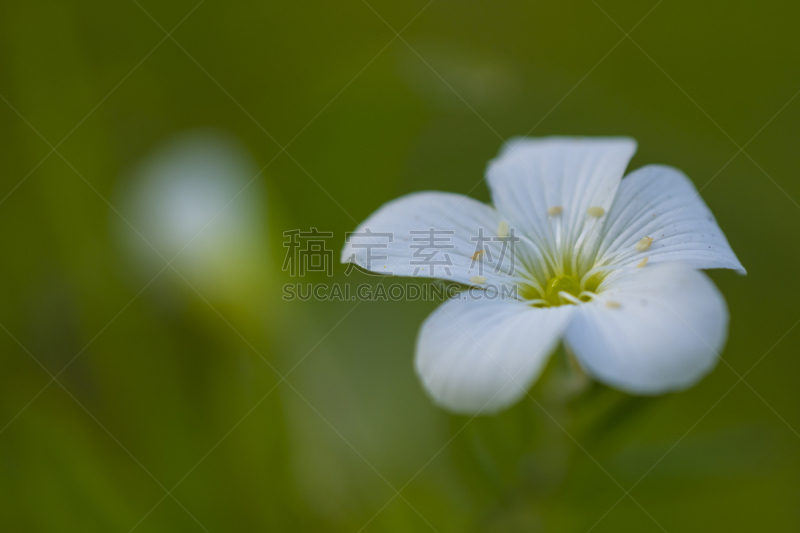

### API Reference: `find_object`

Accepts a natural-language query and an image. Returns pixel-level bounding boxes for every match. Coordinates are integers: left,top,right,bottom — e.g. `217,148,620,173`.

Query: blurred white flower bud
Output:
115,129,268,302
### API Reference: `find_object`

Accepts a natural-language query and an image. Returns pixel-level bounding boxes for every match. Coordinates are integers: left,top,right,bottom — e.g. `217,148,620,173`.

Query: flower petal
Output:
593,164,745,273
486,137,637,274
342,191,521,287
415,295,575,414
565,263,728,394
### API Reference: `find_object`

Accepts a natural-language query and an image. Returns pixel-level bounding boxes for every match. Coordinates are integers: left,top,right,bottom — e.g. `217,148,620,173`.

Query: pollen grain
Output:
497,221,509,238
636,236,654,252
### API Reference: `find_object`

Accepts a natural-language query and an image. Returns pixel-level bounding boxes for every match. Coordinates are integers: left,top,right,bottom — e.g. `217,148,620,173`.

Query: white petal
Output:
594,165,745,273
342,192,520,287
486,137,637,273
565,263,728,394
415,295,575,414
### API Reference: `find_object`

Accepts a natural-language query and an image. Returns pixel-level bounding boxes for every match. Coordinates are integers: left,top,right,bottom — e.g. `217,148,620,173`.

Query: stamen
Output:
635,236,654,252
548,205,563,216
520,279,546,298
516,232,557,280
558,291,582,305
546,213,564,275
571,217,598,274
527,299,549,307
572,207,607,274
470,275,487,284
497,221,509,238
471,249,484,261
636,257,649,268
579,263,619,290
578,290,614,308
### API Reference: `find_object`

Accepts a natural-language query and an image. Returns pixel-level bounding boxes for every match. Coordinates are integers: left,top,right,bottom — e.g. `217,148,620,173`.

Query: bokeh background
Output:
1,0,799,531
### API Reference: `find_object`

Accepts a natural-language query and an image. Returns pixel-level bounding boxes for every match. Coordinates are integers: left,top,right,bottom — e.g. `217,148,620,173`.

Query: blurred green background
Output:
1,0,799,531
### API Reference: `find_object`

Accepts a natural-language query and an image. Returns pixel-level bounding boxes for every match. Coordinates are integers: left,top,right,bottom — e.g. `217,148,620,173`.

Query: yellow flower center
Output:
544,275,582,306
519,272,602,307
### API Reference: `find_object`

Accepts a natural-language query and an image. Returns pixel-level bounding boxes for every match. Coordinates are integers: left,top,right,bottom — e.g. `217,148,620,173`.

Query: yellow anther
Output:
470,275,487,284
636,257,649,268
548,205,563,216
635,236,654,252
497,221,509,238
587,206,605,217
605,300,621,309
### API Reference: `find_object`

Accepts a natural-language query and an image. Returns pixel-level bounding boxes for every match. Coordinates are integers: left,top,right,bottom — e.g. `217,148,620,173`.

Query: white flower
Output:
342,137,745,414
116,130,268,300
